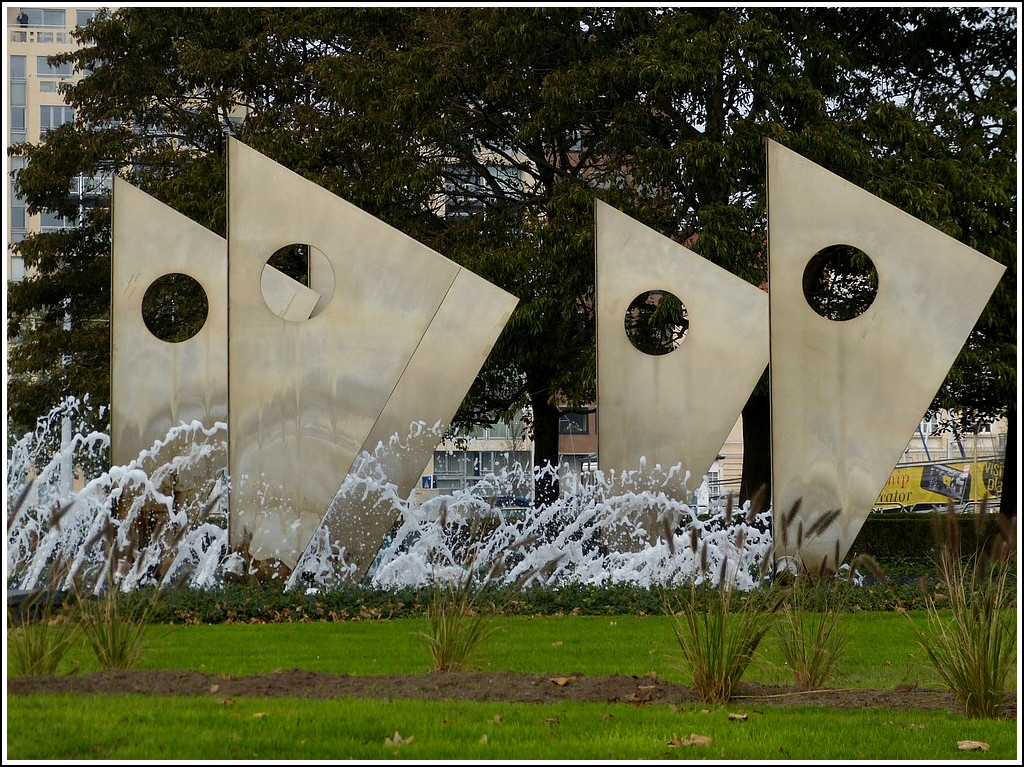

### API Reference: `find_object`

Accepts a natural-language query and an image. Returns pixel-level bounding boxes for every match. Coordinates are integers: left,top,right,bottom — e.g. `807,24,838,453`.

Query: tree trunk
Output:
999,402,1015,519
531,393,562,507
739,368,772,507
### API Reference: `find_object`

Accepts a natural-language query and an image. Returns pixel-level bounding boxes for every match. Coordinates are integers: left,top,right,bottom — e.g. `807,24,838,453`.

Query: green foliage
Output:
910,507,1016,718
422,577,496,672
9,7,1016,490
119,574,938,626
6,601,80,677
850,513,1009,560
668,585,783,703
775,577,851,687
665,495,784,703
75,588,157,671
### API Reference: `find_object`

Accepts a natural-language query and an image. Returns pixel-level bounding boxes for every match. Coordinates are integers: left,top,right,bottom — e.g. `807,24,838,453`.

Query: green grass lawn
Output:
7,611,1018,760
7,694,1018,760
19,611,1008,691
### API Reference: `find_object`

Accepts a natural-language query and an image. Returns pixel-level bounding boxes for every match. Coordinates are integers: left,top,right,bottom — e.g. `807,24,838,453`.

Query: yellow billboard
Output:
874,458,1003,512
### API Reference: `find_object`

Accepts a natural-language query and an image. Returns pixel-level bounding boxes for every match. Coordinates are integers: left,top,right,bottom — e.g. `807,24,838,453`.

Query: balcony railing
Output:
10,30,72,44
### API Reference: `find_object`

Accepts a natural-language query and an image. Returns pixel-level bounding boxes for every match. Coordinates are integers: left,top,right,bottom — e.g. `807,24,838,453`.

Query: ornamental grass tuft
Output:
911,502,1016,719
666,491,783,703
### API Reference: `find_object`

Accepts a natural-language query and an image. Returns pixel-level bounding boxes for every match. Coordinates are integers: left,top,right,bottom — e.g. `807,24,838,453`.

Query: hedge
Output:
849,510,1013,560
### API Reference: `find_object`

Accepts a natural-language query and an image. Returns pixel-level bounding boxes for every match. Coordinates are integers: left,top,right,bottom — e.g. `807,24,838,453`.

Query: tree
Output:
10,7,1015,510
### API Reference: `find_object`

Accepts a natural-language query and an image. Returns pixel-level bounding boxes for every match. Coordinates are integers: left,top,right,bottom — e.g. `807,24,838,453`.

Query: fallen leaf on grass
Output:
479,734,489,745
667,733,712,747
550,641,563,647
208,684,220,694
624,691,653,706
728,713,748,721
385,731,413,747
542,717,560,726
957,740,989,752
492,715,502,724
600,714,613,722
252,712,267,720
216,698,233,706
549,676,573,686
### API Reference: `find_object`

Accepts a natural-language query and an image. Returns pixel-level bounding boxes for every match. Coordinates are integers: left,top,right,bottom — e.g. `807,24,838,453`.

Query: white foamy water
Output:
8,401,774,594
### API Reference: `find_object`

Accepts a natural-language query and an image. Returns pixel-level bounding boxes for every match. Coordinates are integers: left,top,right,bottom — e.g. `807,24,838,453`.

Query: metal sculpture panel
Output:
227,138,516,568
110,178,228,465
767,139,1005,571
296,267,518,579
595,200,769,507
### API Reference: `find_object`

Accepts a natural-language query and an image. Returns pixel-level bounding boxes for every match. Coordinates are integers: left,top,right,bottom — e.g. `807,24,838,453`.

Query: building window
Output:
10,107,26,144
10,204,27,230
444,164,521,219
36,56,72,78
706,470,721,500
77,10,99,27
9,256,27,282
73,173,112,198
432,449,531,496
40,105,75,134
558,411,589,435
18,9,67,27
41,209,76,231
11,81,27,105
11,55,26,81
39,80,56,93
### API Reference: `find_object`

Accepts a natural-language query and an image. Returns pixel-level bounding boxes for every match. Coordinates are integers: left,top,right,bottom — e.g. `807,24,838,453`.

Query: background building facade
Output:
7,5,99,282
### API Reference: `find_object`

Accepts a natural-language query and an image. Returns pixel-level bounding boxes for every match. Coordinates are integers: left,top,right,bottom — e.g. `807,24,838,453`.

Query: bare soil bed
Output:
7,669,1017,718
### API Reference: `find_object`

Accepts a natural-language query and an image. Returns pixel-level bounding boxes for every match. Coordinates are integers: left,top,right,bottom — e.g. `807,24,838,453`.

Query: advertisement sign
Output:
874,459,1003,512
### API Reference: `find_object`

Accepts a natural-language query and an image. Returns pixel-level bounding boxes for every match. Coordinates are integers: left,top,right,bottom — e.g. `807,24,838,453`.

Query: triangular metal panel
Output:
767,139,1005,571
110,178,228,465
297,267,518,579
595,201,769,511
227,138,509,568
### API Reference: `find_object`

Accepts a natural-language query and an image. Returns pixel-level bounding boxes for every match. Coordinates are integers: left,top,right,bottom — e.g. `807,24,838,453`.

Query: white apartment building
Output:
7,5,99,281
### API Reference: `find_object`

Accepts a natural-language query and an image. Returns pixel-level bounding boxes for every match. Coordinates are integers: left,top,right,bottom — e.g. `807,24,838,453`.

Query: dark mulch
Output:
6,669,1017,718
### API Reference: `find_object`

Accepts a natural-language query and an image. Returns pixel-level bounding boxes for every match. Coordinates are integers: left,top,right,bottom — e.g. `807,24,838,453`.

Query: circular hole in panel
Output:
802,244,879,321
261,243,335,320
624,290,689,355
141,272,209,343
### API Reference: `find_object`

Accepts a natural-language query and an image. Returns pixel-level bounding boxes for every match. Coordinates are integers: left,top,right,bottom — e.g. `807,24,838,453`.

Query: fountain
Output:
7,404,773,595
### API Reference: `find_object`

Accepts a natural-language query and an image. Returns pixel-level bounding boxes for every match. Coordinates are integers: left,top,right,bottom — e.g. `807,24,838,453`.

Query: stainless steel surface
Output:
767,139,1005,572
300,267,518,579
260,264,321,321
595,200,769,512
227,138,515,568
110,178,228,466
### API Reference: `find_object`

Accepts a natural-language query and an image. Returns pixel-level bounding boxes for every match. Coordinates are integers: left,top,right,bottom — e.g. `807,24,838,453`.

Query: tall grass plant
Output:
667,492,783,703
774,574,851,687
911,503,1016,718
7,597,79,677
